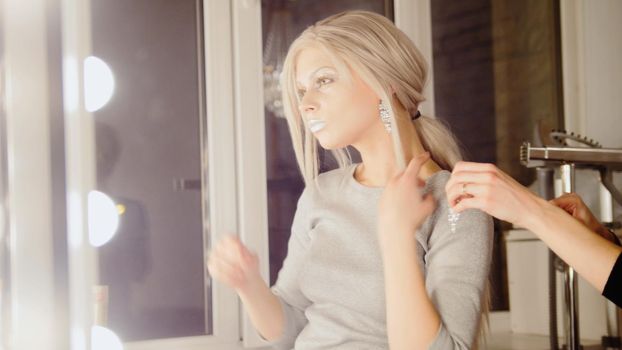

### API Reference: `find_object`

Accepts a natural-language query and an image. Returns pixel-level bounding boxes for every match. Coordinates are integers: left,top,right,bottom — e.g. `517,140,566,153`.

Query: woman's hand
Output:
551,193,618,244
444,161,547,229
208,236,285,341
207,235,261,294
377,152,436,245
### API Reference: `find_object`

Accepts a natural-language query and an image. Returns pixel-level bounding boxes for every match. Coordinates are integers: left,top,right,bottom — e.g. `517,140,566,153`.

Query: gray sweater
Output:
267,164,493,349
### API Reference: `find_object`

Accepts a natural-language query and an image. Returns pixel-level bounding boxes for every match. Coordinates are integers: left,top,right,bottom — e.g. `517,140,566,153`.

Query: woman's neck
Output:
352,109,442,187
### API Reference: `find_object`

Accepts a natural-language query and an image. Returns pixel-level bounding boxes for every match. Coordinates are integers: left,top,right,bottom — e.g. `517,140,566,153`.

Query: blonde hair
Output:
280,10,462,186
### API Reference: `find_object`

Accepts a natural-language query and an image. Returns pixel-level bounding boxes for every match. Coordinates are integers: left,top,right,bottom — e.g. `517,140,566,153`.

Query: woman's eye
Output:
317,77,333,86
297,89,306,98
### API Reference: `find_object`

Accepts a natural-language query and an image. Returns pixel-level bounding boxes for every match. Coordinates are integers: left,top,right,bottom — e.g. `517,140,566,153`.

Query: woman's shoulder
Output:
424,169,451,195
317,164,356,186
418,170,493,247
302,164,358,198
422,170,451,210
296,166,349,205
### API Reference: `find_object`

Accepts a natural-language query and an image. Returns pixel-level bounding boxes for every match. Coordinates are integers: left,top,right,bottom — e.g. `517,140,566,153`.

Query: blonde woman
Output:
208,10,493,349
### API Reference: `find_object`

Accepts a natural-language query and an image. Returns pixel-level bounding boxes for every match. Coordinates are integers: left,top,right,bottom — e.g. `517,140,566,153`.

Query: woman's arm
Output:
379,212,492,350
380,227,441,349
525,198,619,292
378,154,440,349
378,154,491,349
445,161,622,293
207,236,285,341
209,185,315,348
550,193,621,245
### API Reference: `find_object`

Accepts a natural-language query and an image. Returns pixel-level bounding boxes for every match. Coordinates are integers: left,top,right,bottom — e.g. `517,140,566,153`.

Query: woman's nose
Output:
299,96,317,114
302,104,316,113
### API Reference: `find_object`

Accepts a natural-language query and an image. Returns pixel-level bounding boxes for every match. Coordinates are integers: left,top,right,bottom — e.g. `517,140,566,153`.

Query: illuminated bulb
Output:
116,204,126,215
88,191,119,247
84,56,115,112
91,326,123,350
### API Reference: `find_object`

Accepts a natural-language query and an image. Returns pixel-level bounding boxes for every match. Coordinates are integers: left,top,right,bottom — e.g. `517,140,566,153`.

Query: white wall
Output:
561,0,622,217
562,0,622,148
582,1,622,148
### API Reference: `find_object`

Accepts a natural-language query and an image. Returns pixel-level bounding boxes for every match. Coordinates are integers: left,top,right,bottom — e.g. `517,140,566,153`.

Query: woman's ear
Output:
390,95,409,114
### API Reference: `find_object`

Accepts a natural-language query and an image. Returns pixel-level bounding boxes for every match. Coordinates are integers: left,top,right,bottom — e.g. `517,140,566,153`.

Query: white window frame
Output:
2,0,57,349
230,0,271,347
394,0,436,117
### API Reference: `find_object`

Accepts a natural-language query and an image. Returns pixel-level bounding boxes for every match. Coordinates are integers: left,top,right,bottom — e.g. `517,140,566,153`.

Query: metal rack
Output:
521,141,622,350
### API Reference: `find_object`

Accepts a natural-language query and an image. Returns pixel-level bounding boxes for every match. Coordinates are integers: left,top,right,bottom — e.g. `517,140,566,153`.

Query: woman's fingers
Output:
550,193,580,209
208,252,243,285
378,152,435,236
447,169,497,183
445,171,498,194
233,239,259,270
397,152,430,183
447,162,549,227
209,246,239,273
550,194,587,221
228,237,256,267
550,193,602,231
239,247,258,270
207,236,259,289
446,181,490,208
387,152,430,194
420,194,436,217
453,196,487,213
220,239,241,264
452,161,498,174
407,194,436,228
221,235,250,265
209,256,240,280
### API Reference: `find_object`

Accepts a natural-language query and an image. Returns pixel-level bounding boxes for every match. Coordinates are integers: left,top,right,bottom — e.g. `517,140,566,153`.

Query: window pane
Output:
91,0,210,341
430,0,564,311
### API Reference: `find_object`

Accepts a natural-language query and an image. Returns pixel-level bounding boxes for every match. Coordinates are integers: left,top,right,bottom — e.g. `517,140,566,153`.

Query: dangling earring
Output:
379,100,391,133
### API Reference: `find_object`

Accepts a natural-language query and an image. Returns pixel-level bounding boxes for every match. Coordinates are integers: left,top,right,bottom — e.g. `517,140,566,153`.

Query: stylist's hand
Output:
378,152,436,245
207,235,261,293
551,193,618,244
445,161,546,229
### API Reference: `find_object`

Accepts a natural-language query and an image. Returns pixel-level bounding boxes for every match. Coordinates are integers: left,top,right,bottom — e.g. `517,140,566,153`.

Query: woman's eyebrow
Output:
296,66,336,87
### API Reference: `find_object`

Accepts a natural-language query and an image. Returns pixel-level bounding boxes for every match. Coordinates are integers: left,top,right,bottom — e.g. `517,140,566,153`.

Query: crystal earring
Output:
379,100,391,133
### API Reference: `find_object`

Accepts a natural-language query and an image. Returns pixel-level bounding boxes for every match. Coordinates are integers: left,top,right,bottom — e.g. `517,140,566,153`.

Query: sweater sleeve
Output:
422,198,494,349
265,187,313,349
603,252,622,308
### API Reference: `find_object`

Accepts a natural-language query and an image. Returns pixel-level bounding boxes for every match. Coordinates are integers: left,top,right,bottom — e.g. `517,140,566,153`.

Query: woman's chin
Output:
316,135,350,150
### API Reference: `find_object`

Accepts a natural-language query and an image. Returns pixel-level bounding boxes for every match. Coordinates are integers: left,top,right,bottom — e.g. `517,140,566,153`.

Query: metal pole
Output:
538,168,560,350
537,168,555,200
560,163,581,350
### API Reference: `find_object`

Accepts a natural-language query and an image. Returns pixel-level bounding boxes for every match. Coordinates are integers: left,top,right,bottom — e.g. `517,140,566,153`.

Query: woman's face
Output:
294,46,382,150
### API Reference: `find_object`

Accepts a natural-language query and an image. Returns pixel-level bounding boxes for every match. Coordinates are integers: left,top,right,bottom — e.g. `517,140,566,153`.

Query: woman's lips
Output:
307,119,326,133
